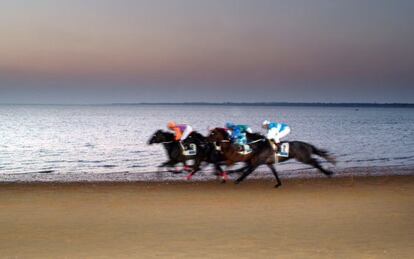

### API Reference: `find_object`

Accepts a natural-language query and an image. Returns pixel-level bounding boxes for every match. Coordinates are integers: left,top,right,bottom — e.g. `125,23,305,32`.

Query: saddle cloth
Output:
271,141,290,158
182,143,197,156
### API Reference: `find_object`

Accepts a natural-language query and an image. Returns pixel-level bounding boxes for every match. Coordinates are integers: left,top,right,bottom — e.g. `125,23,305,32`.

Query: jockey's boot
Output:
270,139,279,152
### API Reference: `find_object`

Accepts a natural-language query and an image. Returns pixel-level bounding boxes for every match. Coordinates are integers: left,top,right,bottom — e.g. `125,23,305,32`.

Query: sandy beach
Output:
1,176,413,258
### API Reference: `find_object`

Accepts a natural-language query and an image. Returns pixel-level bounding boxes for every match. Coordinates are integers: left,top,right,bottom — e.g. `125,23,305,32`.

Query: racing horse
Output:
182,131,228,181
204,128,263,180
208,128,336,188
148,130,194,173
148,130,225,180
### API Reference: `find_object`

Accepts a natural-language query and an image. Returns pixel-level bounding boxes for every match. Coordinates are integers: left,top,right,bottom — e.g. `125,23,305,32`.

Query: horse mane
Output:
213,128,230,138
246,132,265,141
189,131,207,141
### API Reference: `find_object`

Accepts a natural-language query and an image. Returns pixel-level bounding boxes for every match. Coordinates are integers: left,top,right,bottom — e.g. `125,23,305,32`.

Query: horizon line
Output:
0,102,413,108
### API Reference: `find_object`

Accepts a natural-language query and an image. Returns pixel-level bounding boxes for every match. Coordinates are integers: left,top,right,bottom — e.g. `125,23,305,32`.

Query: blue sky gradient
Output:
0,0,413,103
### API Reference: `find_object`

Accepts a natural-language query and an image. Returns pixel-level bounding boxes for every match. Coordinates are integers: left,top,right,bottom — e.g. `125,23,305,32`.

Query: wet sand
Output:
1,176,413,258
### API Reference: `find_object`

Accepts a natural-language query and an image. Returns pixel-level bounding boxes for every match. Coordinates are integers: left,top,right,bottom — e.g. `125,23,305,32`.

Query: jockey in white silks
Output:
262,120,291,144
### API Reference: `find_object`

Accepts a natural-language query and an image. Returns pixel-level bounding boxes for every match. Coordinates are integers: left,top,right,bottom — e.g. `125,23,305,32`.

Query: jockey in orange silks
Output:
167,122,193,142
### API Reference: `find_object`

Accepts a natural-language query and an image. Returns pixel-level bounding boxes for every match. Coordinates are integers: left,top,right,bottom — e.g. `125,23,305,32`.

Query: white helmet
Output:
262,120,270,128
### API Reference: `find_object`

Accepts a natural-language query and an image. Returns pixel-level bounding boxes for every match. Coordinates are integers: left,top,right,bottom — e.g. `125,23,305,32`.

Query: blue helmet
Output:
225,122,235,129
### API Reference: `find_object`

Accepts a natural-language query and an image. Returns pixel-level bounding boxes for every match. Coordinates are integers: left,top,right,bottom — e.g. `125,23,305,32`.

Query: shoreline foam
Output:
0,165,412,183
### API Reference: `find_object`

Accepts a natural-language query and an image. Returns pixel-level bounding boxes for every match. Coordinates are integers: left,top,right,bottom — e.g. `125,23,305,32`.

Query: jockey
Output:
225,122,252,146
167,122,193,142
262,120,291,144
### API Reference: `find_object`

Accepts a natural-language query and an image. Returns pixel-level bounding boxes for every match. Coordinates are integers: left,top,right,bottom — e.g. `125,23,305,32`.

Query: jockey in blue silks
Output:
262,120,291,143
225,122,252,146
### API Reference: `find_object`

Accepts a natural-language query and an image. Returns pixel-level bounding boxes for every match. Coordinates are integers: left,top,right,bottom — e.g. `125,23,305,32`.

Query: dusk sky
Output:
0,0,413,103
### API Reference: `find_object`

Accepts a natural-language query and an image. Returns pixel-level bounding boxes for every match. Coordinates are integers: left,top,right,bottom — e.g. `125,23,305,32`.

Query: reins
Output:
247,138,265,145
218,138,265,145
219,138,264,145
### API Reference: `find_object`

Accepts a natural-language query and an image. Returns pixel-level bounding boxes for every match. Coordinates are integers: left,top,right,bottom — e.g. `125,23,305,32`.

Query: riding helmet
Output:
262,120,270,129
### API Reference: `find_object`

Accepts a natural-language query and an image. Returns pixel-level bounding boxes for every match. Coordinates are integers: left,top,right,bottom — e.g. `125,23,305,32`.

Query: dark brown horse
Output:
148,130,195,173
148,130,226,181
182,131,228,181
208,128,335,188
207,128,253,165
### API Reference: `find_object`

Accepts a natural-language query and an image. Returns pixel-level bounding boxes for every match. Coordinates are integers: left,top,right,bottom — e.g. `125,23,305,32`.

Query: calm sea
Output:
0,105,413,181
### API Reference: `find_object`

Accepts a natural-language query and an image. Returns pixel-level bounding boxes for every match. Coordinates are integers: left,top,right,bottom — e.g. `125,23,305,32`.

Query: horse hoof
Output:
274,184,282,188
234,180,240,185
222,172,229,181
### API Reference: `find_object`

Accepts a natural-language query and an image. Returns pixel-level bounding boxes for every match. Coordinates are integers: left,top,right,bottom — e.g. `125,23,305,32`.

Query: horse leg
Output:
183,161,193,172
156,161,173,176
158,160,171,168
293,147,334,177
234,165,257,184
186,166,197,180
267,164,282,188
307,158,334,177
227,166,248,175
162,161,184,174
214,163,228,183
186,159,202,181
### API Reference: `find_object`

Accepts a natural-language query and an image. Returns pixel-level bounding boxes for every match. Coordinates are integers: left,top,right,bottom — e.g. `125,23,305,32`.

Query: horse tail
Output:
311,145,336,165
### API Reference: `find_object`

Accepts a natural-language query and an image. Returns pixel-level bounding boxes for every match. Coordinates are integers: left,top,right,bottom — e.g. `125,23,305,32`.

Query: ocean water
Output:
0,105,413,180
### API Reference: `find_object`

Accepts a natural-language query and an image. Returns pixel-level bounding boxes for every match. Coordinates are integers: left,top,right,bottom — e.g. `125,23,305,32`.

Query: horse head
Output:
208,128,230,143
148,130,175,145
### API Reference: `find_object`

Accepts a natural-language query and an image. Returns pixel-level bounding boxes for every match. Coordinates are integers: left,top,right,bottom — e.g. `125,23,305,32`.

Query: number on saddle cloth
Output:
182,143,197,156
277,143,289,158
